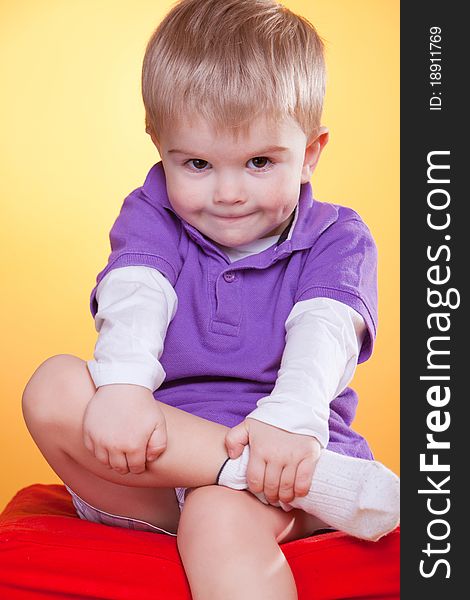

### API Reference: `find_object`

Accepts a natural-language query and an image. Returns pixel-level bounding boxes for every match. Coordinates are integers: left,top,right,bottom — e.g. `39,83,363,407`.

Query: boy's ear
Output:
301,126,329,183
146,125,162,154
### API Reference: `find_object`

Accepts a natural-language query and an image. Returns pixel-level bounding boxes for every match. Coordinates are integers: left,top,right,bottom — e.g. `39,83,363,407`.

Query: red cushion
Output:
0,484,399,599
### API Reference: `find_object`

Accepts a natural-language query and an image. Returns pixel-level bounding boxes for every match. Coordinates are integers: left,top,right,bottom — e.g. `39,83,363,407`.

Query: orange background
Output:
0,0,399,511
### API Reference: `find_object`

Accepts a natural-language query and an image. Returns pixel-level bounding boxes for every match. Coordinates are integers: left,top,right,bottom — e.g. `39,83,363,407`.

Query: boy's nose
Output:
213,175,247,206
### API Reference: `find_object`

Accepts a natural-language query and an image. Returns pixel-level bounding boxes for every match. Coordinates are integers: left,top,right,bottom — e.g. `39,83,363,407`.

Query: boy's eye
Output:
187,159,209,170
248,157,270,169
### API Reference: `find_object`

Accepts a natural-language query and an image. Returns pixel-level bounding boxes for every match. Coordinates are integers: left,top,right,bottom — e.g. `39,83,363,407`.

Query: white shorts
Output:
64,484,187,537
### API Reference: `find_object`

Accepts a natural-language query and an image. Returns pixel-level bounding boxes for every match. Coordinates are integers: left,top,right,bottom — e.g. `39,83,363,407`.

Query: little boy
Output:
22,1,399,598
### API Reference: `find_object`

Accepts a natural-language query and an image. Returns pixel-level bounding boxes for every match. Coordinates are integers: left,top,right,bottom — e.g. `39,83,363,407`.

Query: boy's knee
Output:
177,485,260,545
22,354,85,423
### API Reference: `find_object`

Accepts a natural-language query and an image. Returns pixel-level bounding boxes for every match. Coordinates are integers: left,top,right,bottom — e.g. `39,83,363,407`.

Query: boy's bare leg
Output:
23,354,319,597
178,485,318,600
22,354,230,532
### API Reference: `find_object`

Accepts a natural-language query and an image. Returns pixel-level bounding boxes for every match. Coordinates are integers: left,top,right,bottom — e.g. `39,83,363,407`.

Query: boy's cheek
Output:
166,181,194,211
267,195,298,219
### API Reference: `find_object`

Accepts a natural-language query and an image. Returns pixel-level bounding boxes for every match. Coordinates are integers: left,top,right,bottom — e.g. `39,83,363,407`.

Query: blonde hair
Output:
142,0,325,141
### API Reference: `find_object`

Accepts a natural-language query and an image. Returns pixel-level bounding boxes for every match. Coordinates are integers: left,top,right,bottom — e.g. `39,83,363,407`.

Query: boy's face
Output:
154,115,327,248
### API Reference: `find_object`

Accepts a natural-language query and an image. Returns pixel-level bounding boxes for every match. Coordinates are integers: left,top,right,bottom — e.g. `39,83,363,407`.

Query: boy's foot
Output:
217,446,400,542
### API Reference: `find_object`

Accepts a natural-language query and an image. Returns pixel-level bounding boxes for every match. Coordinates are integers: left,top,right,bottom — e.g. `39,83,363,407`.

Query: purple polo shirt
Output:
90,162,378,459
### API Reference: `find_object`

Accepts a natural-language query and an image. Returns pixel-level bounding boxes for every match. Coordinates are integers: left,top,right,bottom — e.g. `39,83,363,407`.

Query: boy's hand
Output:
83,384,167,475
225,418,321,505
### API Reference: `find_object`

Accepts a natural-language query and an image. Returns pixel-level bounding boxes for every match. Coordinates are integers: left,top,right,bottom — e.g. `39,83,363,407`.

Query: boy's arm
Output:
87,265,177,391
225,298,365,505
83,265,177,475
246,297,366,448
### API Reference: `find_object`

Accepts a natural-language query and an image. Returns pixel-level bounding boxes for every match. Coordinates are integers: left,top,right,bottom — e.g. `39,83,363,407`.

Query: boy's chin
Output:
198,225,253,248
211,235,250,248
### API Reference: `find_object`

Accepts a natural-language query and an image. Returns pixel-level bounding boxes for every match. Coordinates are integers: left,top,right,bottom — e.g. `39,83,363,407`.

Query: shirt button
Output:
223,271,236,283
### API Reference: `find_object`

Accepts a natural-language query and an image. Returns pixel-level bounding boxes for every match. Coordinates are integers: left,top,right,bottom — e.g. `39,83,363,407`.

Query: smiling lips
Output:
214,213,253,220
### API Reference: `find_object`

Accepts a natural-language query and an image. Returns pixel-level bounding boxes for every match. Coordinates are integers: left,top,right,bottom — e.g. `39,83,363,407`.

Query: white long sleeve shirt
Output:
87,236,366,448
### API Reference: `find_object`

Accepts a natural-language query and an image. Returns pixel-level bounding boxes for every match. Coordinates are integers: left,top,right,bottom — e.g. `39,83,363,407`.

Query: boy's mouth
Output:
214,213,253,220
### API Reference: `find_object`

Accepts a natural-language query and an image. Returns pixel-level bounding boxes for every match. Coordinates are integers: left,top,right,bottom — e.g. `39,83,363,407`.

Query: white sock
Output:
217,445,400,541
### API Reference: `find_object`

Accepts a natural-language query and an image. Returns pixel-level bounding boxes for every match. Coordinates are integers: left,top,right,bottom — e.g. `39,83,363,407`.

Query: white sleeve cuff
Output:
86,360,166,392
248,399,330,447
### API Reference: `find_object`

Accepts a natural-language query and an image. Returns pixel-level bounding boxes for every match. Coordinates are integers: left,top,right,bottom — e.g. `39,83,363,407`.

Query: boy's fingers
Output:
109,451,130,475
147,425,167,460
127,449,147,474
278,464,297,504
94,445,110,468
225,422,249,459
246,454,265,495
83,432,95,455
263,462,283,504
294,457,314,497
